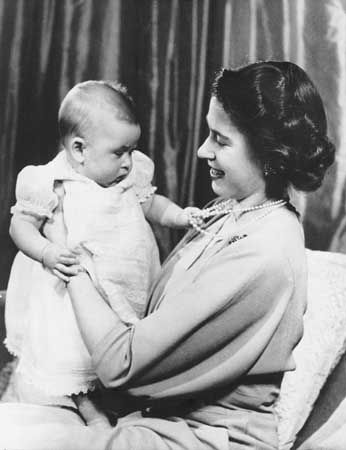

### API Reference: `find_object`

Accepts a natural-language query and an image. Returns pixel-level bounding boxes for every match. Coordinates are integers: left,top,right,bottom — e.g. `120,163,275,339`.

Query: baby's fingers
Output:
60,248,80,258
186,207,202,215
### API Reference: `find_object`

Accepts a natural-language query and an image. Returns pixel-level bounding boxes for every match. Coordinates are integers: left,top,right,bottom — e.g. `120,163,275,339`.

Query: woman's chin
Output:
211,179,232,198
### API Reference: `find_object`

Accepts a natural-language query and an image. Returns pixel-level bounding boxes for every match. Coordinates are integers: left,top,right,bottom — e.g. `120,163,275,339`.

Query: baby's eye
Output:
113,146,137,157
113,150,125,157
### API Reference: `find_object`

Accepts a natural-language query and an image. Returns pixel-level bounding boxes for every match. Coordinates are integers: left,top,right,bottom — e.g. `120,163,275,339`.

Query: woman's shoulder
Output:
271,206,303,244
212,206,305,277
246,206,306,275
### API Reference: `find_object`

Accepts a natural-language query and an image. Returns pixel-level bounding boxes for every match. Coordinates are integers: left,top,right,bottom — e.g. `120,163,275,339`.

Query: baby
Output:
4,80,197,406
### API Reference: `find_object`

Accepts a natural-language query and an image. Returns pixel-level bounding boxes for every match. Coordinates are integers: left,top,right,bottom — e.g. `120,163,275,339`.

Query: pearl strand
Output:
188,199,286,236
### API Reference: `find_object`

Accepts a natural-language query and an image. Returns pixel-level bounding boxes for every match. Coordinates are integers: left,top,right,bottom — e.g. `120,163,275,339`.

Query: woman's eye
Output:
210,131,225,146
216,138,223,146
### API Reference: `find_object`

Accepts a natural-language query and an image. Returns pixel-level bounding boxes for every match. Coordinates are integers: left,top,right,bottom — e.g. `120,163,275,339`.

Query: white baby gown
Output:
4,150,161,399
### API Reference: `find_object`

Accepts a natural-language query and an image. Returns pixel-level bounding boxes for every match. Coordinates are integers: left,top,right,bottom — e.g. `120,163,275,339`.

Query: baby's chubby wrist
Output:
168,206,200,228
158,203,202,228
176,207,202,228
40,242,57,268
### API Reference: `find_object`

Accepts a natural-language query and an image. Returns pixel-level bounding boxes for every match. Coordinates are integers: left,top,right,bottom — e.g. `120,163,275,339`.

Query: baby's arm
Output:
131,151,200,228
142,194,200,228
10,213,78,282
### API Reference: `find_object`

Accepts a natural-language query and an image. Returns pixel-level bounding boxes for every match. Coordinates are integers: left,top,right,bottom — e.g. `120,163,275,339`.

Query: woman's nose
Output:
197,139,215,160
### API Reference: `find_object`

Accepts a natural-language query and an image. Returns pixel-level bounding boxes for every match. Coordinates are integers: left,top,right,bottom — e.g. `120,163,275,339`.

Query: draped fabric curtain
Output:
0,0,346,287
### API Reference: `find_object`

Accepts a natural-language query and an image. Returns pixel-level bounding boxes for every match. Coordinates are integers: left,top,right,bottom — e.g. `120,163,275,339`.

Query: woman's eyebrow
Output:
206,115,231,142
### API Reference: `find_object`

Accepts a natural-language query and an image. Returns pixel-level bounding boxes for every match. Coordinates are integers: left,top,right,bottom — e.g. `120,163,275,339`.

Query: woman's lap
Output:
0,403,230,450
109,411,229,450
0,402,110,450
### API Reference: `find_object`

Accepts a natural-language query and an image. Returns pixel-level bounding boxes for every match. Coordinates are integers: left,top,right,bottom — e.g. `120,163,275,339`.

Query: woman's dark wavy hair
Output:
212,61,335,200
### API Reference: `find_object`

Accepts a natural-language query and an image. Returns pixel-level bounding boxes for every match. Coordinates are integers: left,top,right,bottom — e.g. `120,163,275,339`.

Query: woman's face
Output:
197,97,266,201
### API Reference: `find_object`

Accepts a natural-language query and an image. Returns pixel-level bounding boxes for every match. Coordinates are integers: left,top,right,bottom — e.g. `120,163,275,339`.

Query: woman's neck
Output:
235,191,269,210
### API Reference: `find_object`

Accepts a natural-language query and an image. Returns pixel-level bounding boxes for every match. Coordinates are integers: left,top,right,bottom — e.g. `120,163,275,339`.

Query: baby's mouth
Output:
113,173,128,184
210,167,225,178
102,174,128,187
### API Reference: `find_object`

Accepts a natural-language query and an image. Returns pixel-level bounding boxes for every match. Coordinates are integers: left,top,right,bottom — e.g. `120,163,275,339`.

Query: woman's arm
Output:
68,244,294,399
67,272,127,351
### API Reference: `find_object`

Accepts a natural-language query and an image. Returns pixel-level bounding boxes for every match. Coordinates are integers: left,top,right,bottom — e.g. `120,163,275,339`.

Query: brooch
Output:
228,234,247,245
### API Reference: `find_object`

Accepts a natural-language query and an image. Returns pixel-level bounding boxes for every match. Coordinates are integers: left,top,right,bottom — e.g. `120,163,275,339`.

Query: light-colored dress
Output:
4,150,161,398
0,205,307,450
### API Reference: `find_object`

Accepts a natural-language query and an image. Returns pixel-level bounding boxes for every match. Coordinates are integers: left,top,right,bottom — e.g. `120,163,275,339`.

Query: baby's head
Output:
59,80,140,187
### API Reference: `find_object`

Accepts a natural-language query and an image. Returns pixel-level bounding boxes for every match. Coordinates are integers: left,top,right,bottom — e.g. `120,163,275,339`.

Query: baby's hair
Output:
58,80,138,142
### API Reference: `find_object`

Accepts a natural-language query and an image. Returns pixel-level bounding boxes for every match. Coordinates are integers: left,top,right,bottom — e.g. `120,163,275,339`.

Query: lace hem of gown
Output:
3,338,21,358
15,356,98,396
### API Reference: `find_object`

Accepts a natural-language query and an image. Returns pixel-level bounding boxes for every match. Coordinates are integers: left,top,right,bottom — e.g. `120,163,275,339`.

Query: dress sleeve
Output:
91,243,295,399
11,165,58,220
129,150,157,203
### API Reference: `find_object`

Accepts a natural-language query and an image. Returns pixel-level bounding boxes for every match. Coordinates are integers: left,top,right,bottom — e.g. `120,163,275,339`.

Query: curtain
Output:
0,0,346,288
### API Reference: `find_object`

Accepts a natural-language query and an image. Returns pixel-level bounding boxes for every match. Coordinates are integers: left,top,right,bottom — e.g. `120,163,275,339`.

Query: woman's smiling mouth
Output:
210,167,225,179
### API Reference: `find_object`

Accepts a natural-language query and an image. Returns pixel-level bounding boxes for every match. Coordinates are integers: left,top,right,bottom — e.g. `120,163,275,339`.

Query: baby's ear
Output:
70,137,86,164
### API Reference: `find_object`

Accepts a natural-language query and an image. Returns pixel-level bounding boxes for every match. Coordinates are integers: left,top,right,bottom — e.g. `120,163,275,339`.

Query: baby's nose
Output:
121,152,132,168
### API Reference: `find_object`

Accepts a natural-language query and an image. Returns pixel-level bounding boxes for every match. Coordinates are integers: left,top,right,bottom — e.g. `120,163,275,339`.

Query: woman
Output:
0,61,335,449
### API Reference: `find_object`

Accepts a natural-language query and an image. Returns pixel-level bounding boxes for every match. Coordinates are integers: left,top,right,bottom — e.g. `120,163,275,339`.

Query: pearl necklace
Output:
188,199,286,236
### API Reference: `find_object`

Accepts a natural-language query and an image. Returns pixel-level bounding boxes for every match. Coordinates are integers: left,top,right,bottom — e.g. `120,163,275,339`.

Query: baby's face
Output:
81,113,140,187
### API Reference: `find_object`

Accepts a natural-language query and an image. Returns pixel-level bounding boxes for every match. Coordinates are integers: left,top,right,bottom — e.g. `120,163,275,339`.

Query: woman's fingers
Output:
52,264,81,282
52,269,70,283
55,263,80,276
74,395,111,430
59,255,79,265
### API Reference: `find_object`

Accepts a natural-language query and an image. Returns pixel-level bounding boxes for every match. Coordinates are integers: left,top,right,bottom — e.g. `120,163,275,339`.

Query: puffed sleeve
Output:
91,243,296,400
11,165,58,220
129,150,157,203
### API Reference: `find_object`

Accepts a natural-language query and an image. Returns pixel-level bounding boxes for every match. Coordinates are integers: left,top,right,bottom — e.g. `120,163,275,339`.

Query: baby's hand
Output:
176,207,203,228
41,243,80,282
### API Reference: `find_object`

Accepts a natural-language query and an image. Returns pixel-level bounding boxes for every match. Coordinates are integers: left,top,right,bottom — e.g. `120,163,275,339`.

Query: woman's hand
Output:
74,394,112,430
41,243,80,282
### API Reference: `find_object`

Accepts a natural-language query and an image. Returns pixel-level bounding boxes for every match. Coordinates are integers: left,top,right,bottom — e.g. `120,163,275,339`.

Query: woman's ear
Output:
70,137,86,164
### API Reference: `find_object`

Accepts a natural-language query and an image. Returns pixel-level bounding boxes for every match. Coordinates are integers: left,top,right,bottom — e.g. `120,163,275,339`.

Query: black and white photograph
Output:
0,1,346,449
